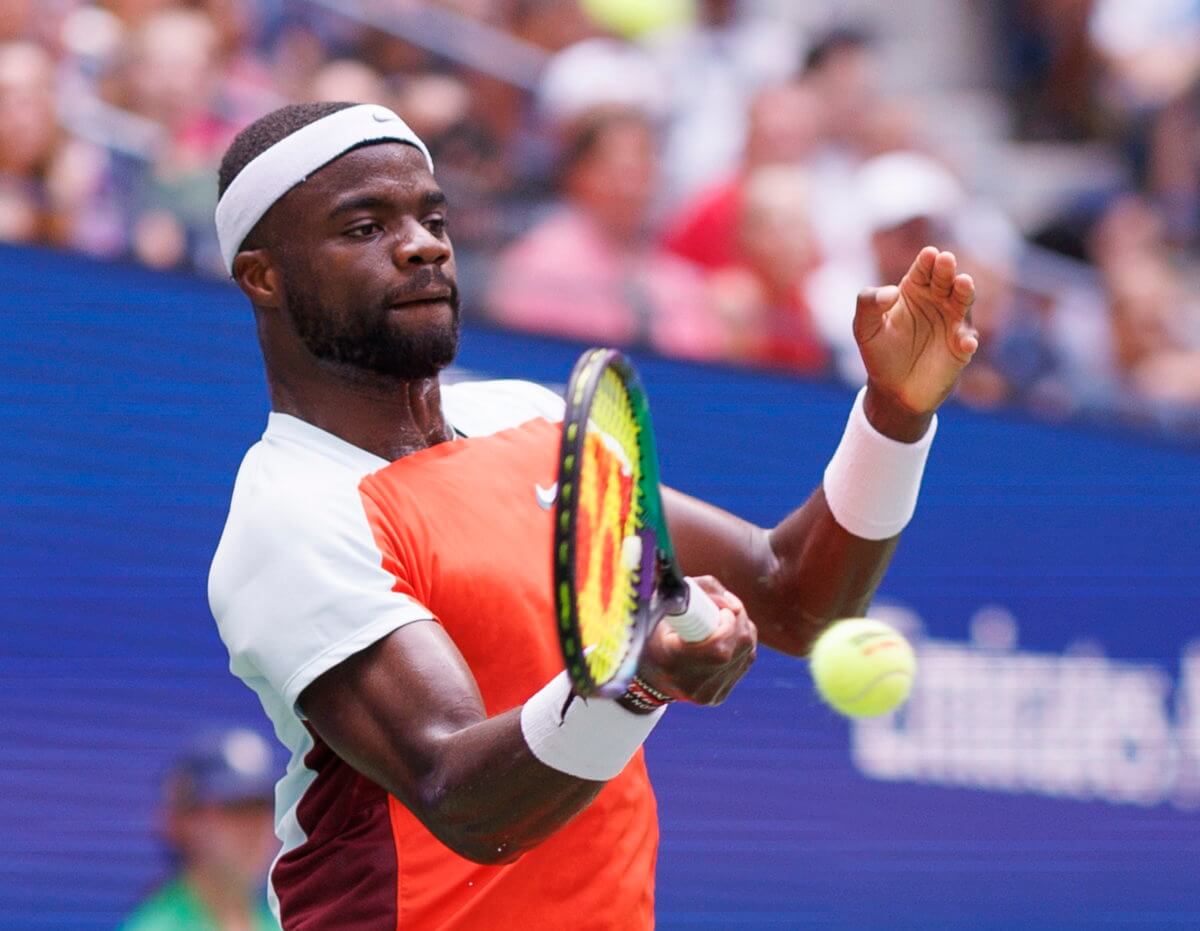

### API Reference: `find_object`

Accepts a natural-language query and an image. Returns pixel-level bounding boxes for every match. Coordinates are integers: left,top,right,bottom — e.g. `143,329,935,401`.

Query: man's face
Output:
173,799,277,893
566,119,657,241
259,143,460,380
872,216,938,287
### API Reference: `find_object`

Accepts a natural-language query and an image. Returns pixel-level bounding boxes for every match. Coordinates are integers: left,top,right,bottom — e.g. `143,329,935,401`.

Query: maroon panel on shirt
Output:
273,729,398,930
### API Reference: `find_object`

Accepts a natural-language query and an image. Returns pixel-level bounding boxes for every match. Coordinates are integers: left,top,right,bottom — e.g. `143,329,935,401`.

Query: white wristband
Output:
520,672,666,781
822,387,937,540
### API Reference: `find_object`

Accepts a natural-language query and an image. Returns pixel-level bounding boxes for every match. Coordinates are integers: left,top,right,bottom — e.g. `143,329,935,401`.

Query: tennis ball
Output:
809,618,915,718
579,0,694,39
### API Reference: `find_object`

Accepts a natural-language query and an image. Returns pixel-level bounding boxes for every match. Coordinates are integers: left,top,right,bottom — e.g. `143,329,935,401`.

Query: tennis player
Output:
209,102,977,930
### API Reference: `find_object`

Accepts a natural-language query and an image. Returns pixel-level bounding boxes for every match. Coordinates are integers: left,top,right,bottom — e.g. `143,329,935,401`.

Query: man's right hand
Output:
635,575,758,705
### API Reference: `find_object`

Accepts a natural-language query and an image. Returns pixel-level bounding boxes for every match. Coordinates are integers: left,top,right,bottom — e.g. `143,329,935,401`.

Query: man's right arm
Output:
299,586,755,865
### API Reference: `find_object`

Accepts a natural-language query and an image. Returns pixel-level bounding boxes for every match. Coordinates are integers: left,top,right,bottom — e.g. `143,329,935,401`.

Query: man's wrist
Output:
616,676,675,715
862,381,935,444
521,672,667,780
822,386,938,540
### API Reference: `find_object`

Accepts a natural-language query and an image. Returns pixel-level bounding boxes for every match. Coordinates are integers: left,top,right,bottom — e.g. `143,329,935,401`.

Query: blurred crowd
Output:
5,0,1200,440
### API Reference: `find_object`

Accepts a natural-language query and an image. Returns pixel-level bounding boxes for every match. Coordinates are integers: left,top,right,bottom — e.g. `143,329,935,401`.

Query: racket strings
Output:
575,369,645,683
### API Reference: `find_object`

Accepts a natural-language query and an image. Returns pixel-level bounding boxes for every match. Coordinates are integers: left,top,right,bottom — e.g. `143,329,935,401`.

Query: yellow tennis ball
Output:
579,0,694,38
809,618,915,718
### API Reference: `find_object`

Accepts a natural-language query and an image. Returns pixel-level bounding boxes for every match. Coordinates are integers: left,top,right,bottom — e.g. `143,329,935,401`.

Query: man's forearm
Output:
395,708,605,865
301,628,651,866
665,486,897,656
665,386,935,657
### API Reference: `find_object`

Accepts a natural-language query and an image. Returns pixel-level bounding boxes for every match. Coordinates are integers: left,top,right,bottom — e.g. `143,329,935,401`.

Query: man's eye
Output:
347,222,382,238
425,216,448,236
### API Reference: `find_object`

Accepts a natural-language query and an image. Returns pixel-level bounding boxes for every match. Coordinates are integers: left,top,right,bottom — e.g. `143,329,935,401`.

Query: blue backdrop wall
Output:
3,244,1198,928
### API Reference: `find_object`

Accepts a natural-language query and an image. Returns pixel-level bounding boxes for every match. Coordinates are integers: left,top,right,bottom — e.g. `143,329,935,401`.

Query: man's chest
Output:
362,419,564,709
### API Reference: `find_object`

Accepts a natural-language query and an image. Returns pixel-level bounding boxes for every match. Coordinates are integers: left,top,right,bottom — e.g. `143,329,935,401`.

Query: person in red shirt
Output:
706,163,830,374
487,106,724,360
209,101,979,929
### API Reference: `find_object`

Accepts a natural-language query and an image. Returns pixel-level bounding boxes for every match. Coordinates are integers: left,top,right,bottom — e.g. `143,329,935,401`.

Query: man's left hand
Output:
854,247,978,431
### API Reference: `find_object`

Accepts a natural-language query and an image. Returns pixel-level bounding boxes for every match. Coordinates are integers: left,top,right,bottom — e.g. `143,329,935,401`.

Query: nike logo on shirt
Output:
535,483,557,510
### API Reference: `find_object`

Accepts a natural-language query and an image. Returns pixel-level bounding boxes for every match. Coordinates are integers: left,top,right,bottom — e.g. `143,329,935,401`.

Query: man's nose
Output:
393,220,450,266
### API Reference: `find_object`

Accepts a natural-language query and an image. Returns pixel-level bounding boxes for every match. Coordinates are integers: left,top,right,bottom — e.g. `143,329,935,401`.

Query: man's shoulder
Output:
219,416,384,526
442,378,564,437
208,419,385,622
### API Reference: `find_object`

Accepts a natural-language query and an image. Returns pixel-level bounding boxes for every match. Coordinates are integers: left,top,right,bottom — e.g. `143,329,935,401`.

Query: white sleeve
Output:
209,475,432,713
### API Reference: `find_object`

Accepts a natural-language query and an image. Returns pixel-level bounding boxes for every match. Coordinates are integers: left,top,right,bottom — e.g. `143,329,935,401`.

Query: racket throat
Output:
655,570,691,619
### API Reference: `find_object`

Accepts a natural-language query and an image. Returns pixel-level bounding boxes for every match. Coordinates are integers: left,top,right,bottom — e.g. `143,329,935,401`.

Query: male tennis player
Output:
209,102,977,930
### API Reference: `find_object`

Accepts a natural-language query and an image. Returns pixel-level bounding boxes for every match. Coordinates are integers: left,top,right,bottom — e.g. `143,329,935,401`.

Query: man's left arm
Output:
664,246,978,657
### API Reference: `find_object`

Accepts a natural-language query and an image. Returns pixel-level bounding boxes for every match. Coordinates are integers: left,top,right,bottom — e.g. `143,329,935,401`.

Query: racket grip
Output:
668,578,720,642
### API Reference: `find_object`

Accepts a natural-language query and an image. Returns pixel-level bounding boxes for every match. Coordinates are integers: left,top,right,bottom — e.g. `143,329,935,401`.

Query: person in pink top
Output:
486,106,725,359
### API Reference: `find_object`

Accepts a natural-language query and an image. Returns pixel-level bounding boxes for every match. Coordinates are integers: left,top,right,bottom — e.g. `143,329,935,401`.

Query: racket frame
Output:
553,348,690,698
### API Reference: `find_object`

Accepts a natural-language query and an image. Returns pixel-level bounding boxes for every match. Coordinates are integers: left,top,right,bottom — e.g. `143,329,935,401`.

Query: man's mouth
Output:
389,290,451,309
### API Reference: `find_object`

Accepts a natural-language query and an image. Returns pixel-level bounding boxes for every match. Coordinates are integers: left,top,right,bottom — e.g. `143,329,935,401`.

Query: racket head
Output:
553,348,668,697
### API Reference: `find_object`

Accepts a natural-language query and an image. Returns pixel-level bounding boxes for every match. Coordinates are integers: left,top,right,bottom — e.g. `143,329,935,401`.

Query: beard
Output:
285,268,461,380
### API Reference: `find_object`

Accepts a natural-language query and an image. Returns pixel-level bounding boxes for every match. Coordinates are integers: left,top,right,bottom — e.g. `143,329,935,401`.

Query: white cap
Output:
856,151,964,232
537,38,669,123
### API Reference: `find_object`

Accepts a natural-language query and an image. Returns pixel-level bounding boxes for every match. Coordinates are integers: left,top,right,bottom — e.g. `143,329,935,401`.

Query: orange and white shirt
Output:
208,380,658,930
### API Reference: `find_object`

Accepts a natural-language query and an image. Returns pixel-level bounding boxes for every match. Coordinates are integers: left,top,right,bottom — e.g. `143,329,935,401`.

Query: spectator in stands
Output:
1106,254,1200,410
951,203,1067,413
1078,195,1200,423
486,106,724,358
662,80,823,271
0,0,30,42
120,728,280,931
808,151,965,384
799,26,920,260
0,41,60,244
705,164,830,373
1088,0,1200,244
536,36,668,133
112,7,232,273
306,59,389,108
645,0,802,204
510,0,594,53
992,0,1096,141
102,0,178,29
1088,0,1200,115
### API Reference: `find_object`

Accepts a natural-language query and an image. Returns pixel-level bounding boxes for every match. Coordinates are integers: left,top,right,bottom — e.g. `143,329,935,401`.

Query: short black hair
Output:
803,25,873,74
217,101,357,199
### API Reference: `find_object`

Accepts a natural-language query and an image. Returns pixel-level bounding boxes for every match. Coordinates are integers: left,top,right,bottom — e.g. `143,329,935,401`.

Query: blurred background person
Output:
1088,0,1200,244
950,203,1067,414
704,163,830,373
120,728,280,931
644,0,803,205
798,25,922,262
486,105,724,359
1074,195,1200,423
110,7,232,273
0,41,61,243
662,80,824,272
305,58,388,107
808,150,966,383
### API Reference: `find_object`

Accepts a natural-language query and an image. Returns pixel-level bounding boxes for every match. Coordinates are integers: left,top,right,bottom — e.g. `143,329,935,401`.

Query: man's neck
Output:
267,365,453,462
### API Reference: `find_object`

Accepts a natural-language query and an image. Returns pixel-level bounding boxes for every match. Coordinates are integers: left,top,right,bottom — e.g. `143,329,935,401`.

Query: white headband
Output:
215,104,434,273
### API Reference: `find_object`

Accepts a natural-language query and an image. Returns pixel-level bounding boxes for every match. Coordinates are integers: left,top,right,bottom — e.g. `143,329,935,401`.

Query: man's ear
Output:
232,250,282,309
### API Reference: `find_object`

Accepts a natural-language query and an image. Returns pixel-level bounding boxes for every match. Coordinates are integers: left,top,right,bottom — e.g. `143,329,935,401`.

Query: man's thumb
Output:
854,285,899,341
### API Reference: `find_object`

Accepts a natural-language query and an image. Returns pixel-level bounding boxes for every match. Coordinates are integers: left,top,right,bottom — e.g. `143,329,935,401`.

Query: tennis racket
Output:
553,348,719,698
